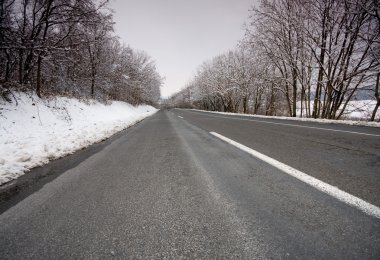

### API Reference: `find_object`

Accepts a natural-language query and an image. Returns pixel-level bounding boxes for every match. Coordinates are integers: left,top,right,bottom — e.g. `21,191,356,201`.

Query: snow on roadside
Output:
0,92,158,185
295,100,380,122
188,108,380,128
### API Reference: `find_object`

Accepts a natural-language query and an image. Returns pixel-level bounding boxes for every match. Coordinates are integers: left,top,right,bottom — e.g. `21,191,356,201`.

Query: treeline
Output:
168,0,380,120
0,0,162,105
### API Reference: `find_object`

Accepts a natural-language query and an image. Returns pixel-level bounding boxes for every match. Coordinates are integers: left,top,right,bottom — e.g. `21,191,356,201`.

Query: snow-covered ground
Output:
296,100,379,121
0,92,158,185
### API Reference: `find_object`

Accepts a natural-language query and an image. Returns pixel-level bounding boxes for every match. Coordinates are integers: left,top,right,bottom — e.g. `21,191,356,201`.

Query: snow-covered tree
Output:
0,0,162,105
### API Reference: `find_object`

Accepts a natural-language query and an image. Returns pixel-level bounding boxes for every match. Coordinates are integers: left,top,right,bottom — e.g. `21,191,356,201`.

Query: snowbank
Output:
188,108,380,128
0,92,158,185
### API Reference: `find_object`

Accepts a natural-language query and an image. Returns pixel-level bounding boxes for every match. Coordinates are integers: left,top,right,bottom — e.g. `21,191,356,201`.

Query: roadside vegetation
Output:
166,0,379,121
0,0,162,106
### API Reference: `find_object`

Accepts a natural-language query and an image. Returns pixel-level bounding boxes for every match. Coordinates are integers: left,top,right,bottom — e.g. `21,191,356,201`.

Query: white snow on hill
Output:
0,92,158,185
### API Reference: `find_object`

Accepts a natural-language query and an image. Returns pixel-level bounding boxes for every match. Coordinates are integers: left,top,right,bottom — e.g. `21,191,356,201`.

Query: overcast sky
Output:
110,0,255,98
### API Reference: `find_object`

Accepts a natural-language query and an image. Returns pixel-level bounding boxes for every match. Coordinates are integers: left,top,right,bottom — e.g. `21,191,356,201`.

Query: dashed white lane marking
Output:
210,131,380,219
178,116,183,119
189,111,380,137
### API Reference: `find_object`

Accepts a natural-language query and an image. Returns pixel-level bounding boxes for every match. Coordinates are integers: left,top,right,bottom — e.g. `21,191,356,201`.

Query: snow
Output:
189,101,380,128
0,92,158,185
337,100,379,120
296,100,380,121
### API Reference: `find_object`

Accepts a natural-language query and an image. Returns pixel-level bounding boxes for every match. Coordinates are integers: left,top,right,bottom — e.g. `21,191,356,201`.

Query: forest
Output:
168,0,380,121
0,0,162,105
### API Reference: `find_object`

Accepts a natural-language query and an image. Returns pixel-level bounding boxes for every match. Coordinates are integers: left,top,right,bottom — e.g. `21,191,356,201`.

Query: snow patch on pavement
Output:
0,92,158,185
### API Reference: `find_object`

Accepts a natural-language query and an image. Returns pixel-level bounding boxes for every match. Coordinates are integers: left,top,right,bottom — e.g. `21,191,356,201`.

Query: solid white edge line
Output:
188,110,380,137
210,131,380,219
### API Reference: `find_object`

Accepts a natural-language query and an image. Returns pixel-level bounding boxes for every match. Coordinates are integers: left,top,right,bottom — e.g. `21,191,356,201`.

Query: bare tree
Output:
1,0,162,105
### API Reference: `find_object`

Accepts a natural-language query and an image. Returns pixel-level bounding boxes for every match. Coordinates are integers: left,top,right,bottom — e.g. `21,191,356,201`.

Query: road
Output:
0,109,379,259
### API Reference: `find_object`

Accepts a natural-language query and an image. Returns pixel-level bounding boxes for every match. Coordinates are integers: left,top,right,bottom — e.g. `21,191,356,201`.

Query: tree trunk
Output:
370,73,380,121
300,86,304,118
91,66,95,96
35,0,53,97
292,67,297,117
4,50,11,82
243,95,249,113
285,82,292,116
313,9,327,119
36,54,42,97
18,49,23,84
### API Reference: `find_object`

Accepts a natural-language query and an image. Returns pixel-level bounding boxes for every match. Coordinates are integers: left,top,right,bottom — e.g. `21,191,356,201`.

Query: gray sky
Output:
110,0,255,98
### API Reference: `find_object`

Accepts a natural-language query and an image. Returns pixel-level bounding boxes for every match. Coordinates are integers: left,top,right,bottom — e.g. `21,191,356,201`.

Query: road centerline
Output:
210,131,380,219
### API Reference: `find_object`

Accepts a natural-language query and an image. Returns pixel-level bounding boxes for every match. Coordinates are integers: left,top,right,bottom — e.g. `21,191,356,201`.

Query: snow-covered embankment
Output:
0,93,158,185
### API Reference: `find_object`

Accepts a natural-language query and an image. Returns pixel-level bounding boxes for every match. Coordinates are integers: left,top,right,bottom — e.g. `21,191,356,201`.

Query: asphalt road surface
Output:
0,109,379,259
